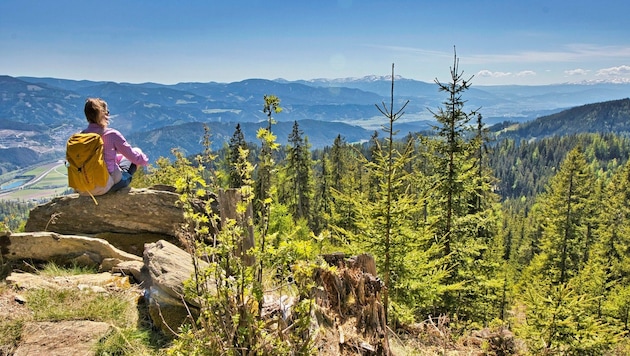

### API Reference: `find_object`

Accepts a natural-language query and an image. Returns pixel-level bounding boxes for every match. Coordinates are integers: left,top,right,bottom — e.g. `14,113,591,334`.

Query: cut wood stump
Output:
313,253,391,356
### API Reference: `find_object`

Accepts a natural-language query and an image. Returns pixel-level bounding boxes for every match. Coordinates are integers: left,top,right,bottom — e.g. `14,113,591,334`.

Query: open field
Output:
0,162,71,202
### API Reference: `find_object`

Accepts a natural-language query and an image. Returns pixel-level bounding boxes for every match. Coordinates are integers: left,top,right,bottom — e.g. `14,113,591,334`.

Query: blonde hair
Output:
84,98,108,126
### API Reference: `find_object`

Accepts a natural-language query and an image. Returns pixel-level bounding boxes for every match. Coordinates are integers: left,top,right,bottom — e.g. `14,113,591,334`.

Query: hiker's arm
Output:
110,131,149,166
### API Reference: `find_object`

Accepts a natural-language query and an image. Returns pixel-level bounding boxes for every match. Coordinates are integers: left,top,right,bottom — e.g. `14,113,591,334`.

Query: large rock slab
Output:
24,187,184,237
0,232,142,268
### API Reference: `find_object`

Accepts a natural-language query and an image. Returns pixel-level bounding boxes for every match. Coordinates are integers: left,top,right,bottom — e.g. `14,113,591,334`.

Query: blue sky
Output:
2,0,629,86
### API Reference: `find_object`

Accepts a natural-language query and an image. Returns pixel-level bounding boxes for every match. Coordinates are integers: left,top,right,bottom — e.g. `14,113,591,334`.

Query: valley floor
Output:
0,161,69,202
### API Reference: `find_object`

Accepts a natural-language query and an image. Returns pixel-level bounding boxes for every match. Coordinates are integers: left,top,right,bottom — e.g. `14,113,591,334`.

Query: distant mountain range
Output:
0,74,629,172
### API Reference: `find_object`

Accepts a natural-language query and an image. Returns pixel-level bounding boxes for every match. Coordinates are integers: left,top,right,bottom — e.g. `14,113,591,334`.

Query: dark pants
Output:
110,158,137,192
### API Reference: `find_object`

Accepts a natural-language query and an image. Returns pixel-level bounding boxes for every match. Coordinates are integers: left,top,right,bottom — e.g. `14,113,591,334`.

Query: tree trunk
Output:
217,188,255,266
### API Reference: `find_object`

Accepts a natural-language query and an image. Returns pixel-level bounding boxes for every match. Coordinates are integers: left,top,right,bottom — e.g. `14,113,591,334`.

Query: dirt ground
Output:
0,284,31,322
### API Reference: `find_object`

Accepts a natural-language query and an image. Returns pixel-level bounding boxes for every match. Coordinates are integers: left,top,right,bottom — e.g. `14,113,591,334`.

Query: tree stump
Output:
314,253,391,355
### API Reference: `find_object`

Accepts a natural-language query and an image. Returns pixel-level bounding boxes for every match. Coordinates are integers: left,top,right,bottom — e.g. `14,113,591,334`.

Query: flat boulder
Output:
0,231,141,269
24,187,184,237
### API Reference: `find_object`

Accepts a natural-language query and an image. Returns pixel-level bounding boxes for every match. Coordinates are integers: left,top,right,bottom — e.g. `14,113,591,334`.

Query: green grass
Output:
95,327,169,356
0,276,29,355
37,262,98,277
0,318,23,355
26,287,135,324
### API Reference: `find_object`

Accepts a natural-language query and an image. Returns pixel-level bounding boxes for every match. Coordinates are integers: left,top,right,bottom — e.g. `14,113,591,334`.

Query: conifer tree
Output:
281,120,314,225
424,49,503,321
429,47,478,258
595,160,630,283
594,160,630,330
366,131,381,202
328,134,360,238
530,147,596,284
329,134,346,192
312,151,331,235
227,123,249,188
513,148,621,353
333,64,444,324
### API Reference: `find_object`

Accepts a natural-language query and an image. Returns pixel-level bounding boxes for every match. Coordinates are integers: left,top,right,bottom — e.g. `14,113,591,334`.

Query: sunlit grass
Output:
26,288,135,324
96,327,169,356
0,318,23,355
37,262,98,277
0,276,29,354
23,282,169,354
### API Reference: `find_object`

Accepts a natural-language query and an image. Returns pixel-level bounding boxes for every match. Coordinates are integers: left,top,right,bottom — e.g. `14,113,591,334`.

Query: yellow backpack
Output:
66,132,109,204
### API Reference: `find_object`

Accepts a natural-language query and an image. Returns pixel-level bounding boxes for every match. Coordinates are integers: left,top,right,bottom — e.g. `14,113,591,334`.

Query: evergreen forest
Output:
4,56,630,354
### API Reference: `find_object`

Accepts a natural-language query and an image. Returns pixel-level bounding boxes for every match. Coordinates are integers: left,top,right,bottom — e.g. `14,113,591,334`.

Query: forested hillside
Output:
2,74,630,172
490,133,630,201
496,98,630,139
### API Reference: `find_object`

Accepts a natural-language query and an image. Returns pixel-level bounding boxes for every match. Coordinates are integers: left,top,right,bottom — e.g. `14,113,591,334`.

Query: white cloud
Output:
564,68,590,76
516,70,536,77
477,70,512,78
596,65,630,77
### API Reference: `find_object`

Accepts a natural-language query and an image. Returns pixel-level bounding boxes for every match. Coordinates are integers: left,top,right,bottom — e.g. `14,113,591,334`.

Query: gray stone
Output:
6,271,133,291
110,260,146,285
24,187,184,237
0,232,141,266
0,232,142,267
143,240,211,336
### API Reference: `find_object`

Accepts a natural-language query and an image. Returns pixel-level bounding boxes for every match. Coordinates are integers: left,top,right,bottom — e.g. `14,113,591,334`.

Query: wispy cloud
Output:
477,70,512,78
463,44,630,64
565,68,590,76
372,44,630,68
476,70,536,78
516,71,536,77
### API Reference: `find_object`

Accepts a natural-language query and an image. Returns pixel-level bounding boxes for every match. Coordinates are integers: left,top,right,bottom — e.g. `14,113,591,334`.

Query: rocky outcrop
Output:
4,269,140,356
6,271,132,292
24,187,184,237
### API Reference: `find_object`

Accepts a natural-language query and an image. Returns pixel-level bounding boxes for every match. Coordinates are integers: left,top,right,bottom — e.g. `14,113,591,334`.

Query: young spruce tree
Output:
426,48,500,321
334,64,444,325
